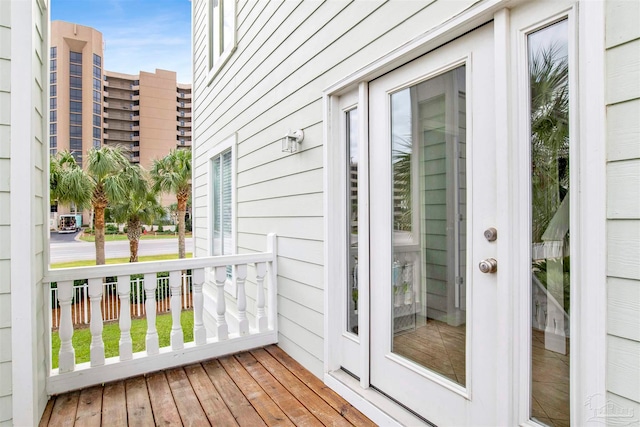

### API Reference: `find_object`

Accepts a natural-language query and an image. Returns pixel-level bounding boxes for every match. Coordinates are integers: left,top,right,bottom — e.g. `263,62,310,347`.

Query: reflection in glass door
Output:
390,66,467,386
528,19,571,426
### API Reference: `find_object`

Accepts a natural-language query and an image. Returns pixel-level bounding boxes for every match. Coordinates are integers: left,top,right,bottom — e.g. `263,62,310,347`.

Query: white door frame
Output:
323,1,606,425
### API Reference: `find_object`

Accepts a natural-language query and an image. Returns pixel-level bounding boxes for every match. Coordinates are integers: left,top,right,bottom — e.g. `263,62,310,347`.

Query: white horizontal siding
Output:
607,99,640,161
607,335,640,403
606,0,640,409
607,160,640,218
193,0,492,377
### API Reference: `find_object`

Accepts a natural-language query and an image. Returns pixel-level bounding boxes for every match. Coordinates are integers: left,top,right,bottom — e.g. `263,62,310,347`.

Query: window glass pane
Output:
93,53,101,67
50,85,56,97
529,19,570,426
93,66,101,79
70,113,82,125
70,51,82,64
50,59,56,71
50,136,57,148
50,46,57,58
70,101,82,112
390,66,467,386
222,150,232,255
212,155,221,255
347,108,359,335
50,98,57,110
70,63,82,76
93,115,101,127
50,111,56,122
70,126,82,137
222,0,234,50
70,76,82,88
50,123,56,135
93,102,101,114
211,0,221,64
70,88,82,100
93,78,101,90
50,72,57,84
93,128,101,138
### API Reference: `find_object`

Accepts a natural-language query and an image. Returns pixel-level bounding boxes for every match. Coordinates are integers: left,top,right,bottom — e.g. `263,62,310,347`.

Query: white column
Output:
88,278,105,367
214,266,228,340
255,262,267,332
235,264,248,336
169,270,184,350
144,273,159,355
57,281,75,373
192,269,206,345
117,275,132,361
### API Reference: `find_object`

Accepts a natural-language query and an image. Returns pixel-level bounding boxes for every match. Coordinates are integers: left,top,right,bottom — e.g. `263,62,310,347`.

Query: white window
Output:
208,0,237,81
209,134,236,257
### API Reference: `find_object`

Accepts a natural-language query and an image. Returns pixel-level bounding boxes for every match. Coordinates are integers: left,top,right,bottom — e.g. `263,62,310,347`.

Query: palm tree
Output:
50,151,92,213
110,167,165,262
150,149,192,259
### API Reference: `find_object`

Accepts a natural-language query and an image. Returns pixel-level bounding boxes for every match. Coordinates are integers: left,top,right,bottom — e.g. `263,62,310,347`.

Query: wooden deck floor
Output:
39,345,375,427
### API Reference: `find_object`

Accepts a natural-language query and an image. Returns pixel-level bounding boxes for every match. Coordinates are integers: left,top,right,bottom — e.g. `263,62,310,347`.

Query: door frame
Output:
323,1,606,425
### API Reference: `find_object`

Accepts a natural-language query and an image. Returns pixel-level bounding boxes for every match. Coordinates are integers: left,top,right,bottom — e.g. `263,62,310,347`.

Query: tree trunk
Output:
177,195,187,259
94,205,106,265
127,219,141,262
129,239,139,263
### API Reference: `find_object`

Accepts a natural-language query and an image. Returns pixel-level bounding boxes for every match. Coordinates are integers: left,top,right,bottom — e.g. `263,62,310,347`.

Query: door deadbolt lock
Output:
479,258,498,274
484,227,497,242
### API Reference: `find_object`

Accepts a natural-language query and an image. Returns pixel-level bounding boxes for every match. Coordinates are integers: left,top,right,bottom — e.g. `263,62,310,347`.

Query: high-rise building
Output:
50,21,104,166
103,69,192,170
50,21,192,226
50,21,192,171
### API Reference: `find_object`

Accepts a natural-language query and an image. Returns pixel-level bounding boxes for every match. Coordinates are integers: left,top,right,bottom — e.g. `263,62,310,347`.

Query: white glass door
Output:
369,23,498,425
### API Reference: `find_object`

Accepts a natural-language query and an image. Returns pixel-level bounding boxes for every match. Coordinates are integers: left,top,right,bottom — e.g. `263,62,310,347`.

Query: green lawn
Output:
51,310,195,369
79,233,192,242
50,253,193,269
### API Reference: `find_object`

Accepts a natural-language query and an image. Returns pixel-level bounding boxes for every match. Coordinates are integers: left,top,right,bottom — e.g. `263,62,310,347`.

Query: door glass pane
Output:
391,66,467,386
529,19,570,426
347,108,359,335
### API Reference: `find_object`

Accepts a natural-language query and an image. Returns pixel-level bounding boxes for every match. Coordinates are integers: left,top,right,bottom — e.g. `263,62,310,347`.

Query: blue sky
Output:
52,0,192,83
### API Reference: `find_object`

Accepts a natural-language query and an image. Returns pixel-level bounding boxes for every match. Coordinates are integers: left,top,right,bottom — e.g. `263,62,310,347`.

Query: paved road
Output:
49,234,194,263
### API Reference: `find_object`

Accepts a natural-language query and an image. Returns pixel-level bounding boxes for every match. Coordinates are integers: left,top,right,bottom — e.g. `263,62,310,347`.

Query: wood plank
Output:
165,367,210,427
607,336,640,402
219,355,294,426
124,376,155,427
234,352,322,427
47,391,79,427
251,348,354,427
607,99,640,161
608,277,640,341
265,345,376,427
201,359,267,427
102,381,128,427
38,397,55,427
74,386,103,427
146,371,182,427
606,41,640,105
183,363,238,426
607,159,640,219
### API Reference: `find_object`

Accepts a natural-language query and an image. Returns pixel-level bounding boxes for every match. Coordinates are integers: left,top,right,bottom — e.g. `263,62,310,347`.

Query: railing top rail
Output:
45,234,276,283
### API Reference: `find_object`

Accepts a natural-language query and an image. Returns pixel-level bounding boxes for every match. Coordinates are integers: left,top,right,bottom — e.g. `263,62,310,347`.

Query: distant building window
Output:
180,120,185,126
50,136,57,148
50,111,57,122
93,103,101,114
93,90,101,102
50,98,57,110
93,66,101,79
50,85,56,97
70,76,82,88
93,128,101,138
70,101,82,113
50,59,56,71
50,47,57,59
93,54,101,67
70,113,82,125
70,125,82,137
208,0,236,77
93,78,101,90
93,115,101,127
50,123,56,135
180,130,185,136
70,51,82,64
180,111,185,117
93,139,101,149
70,63,82,76
180,101,185,107
50,72,57,84
70,88,82,100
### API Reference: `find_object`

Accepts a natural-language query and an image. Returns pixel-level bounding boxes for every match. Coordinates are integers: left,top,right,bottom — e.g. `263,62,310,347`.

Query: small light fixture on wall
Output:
281,129,304,153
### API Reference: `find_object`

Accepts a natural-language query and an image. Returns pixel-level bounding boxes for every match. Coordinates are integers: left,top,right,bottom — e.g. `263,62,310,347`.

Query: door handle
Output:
479,258,497,274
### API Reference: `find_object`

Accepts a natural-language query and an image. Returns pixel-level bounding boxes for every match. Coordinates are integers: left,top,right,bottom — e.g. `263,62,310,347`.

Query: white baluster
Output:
255,262,267,332
169,270,184,350
192,269,206,345
88,278,105,367
236,264,249,336
117,275,132,361
144,273,159,355
57,280,75,373
214,266,228,340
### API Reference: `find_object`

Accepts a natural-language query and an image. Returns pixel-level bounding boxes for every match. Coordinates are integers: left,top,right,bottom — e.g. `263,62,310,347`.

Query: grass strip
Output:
51,309,195,369
79,233,192,242
50,253,193,269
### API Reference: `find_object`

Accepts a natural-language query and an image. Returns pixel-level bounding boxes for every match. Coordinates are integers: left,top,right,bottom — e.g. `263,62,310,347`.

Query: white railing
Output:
50,274,193,328
43,234,277,395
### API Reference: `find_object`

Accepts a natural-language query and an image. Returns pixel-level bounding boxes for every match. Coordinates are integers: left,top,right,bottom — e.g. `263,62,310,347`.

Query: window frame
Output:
206,0,237,83
208,133,237,294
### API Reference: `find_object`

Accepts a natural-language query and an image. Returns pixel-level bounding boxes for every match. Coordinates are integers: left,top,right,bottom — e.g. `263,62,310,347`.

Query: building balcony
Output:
178,111,192,119
42,235,280,398
176,101,192,108
177,130,192,137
